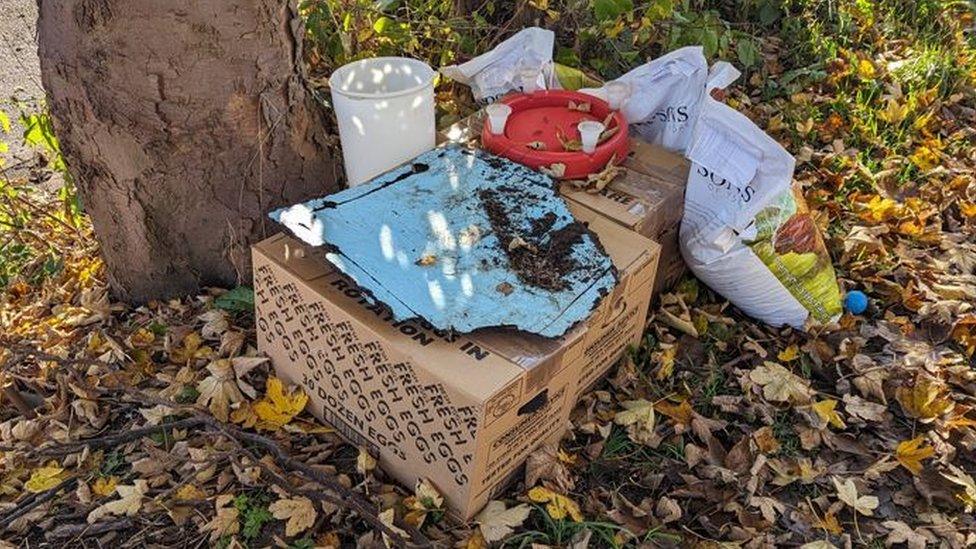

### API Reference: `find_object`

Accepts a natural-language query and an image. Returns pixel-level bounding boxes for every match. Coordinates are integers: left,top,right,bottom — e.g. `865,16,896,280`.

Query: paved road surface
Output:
0,0,45,174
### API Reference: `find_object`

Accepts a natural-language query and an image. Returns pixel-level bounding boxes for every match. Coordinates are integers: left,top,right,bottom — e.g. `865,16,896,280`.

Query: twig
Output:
34,417,206,457
5,344,425,546
47,517,133,540
0,477,78,531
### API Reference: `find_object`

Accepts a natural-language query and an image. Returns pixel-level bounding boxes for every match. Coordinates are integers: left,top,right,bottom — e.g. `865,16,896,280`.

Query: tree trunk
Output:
37,0,340,302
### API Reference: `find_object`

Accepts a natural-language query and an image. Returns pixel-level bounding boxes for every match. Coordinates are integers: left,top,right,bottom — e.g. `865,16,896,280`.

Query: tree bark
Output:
37,0,340,301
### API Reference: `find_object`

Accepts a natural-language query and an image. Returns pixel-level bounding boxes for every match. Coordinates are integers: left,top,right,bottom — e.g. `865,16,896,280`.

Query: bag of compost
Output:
581,47,740,153
679,96,843,327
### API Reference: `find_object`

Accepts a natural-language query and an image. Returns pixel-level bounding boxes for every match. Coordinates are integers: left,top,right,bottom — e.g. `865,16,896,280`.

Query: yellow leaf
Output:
174,484,207,501
895,436,934,475
614,399,657,444
269,496,317,537
777,345,800,362
253,377,308,430
230,402,258,428
527,486,582,522
92,476,118,498
813,509,843,535
857,59,876,79
896,378,954,421
909,146,939,171
654,399,694,426
941,464,976,512
959,201,976,219
25,464,66,493
878,98,909,124
654,345,677,380
861,195,898,223
812,399,846,429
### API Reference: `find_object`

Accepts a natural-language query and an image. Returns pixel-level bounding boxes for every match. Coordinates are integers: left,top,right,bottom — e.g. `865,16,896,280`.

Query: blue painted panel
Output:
270,145,617,338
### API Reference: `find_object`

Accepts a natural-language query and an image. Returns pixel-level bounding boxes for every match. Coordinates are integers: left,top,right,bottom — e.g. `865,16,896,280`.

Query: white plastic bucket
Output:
329,57,437,186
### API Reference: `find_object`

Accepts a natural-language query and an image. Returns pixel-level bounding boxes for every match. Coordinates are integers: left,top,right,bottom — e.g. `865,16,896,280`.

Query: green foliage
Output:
502,504,633,547
215,286,256,314
234,492,275,541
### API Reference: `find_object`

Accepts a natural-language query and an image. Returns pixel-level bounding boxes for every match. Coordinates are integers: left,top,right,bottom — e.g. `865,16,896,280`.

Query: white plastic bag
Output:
440,27,557,104
680,97,842,327
581,47,740,153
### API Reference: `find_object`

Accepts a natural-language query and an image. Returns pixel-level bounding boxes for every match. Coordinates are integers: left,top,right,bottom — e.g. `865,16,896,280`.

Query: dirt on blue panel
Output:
269,145,617,338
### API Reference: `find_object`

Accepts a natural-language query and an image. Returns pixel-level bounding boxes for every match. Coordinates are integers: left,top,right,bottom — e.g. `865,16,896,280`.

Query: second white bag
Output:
679,97,843,328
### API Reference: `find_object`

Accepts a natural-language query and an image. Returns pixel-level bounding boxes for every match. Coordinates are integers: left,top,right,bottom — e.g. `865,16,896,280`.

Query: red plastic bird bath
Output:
481,90,629,180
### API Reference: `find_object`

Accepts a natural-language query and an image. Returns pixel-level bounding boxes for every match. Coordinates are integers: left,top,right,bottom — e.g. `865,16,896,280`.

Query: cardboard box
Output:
253,207,659,519
439,113,690,298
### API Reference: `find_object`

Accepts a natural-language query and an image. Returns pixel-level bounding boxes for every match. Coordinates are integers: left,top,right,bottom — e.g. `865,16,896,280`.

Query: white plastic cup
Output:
605,81,631,110
329,57,436,186
486,103,513,135
519,66,540,93
578,121,605,154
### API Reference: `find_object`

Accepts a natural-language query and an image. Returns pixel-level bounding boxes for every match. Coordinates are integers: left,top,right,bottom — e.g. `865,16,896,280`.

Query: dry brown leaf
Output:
475,500,531,543
269,496,317,537
833,476,878,516
749,362,813,403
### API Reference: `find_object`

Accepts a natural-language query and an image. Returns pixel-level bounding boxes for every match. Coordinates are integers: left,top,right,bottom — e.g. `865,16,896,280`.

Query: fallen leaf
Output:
357,448,377,475
749,362,813,403
403,478,444,528
655,399,694,426
527,486,582,522
895,436,935,475
896,377,954,421
203,494,239,541
252,377,308,431
614,399,657,444
475,500,531,542
941,464,976,512
833,476,878,516
883,520,931,549
812,399,846,429
87,480,148,523
196,359,245,421
92,476,118,498
25,464,66,493
269,496,317,537
174,484,207,501
777,345,799,362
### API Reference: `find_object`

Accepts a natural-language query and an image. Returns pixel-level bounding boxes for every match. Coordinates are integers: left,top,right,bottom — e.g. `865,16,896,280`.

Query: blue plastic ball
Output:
844,291,869,315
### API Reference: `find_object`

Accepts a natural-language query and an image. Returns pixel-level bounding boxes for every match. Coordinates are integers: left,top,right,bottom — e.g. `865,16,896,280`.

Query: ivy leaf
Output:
592,0,633,22
894,436,935,475
214,286,255,313
527,486,582,522
475,500,531,543
736,39,761,68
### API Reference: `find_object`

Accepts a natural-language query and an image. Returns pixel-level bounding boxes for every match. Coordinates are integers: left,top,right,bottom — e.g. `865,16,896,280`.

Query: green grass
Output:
502,504,634,548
